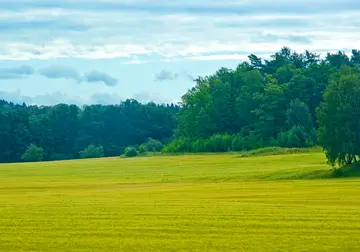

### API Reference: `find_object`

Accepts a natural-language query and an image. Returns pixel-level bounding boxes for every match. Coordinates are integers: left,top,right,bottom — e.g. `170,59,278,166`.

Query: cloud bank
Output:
0,0,359,61
0,65,34,79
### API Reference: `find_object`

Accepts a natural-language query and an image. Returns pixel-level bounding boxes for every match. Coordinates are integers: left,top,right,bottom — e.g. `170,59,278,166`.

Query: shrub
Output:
204,134,232,152
21,144,44,162
124,147,138,157
80,144,104,159
138,144,147,154
191,139,206,153
162,137,191,153
143,138,164,152
231,134,244,151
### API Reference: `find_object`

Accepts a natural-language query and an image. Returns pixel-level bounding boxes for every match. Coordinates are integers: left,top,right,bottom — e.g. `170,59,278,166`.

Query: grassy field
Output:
1,151,360,251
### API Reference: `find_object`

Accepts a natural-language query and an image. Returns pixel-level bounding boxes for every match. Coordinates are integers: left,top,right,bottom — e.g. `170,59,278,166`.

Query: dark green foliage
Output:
124,147,138,157
0,100,179,163
286,99,313,130
50,153,69,161
80,145,104,159
278,126,316,148
165,47,358,154
163,133,275,153
21,144,44,162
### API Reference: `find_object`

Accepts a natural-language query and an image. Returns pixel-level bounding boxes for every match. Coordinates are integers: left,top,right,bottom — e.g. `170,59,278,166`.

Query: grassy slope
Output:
1,151,360,251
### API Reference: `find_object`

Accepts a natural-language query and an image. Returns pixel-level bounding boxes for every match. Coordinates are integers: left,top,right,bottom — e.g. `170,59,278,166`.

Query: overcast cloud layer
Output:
1,0,360,61
0,0,360,105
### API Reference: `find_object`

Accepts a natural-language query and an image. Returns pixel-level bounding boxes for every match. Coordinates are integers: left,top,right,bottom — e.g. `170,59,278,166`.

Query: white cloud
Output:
0,1,359,61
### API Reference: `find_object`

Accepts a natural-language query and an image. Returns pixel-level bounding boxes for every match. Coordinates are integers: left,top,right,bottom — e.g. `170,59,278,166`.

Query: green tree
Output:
79,144,105,159
124,146,138,157
21,144,44,162
317,67,360,166
140,138,164,152
286,99,313,131
254,84,287,139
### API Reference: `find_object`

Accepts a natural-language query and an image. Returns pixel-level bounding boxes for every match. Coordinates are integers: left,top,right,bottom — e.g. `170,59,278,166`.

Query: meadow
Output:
1,151,360,251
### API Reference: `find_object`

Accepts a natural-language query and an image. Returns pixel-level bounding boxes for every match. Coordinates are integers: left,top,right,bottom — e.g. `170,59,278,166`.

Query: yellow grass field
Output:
1,152,360,251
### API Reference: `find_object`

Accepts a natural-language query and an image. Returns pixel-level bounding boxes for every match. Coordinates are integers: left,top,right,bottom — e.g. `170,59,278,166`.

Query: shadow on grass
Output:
237,146,322,158
328,163,360,178
292,163,360,180
255,164,360,181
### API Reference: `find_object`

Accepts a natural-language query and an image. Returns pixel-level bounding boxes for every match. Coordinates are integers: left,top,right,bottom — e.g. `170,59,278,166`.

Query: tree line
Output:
163,47,360,167
0,99,179,163
1,47,360,166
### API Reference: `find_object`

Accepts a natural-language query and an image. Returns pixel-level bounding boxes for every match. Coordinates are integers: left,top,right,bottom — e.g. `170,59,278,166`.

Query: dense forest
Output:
163,48,360,160
0,99,179,163
1,47,360,165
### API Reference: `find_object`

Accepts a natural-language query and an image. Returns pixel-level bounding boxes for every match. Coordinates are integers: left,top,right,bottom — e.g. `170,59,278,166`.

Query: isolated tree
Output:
317,66,360,166
21,144,44,162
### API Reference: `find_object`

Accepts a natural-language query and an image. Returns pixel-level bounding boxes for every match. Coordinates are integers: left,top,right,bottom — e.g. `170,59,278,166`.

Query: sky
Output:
1,0,360,106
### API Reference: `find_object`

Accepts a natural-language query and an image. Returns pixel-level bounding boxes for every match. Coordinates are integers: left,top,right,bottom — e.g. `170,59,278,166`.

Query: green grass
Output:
1,151,360,251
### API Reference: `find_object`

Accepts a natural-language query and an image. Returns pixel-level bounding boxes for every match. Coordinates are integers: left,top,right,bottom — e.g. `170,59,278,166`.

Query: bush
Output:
163,130,315,155
124,147,138,157
191,139,206,153
80,144,104,159
21,144,44,162
142,138,164,152
138,144,147,154
204,134,232,152
162,137,191,153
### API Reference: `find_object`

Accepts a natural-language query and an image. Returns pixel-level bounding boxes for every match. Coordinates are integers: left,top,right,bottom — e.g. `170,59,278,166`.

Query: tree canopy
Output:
317,66,360,166
165,47,360,165
0,99,179,163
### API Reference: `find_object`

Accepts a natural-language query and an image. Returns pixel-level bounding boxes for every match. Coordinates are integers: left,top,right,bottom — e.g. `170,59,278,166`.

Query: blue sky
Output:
1,0,360,105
